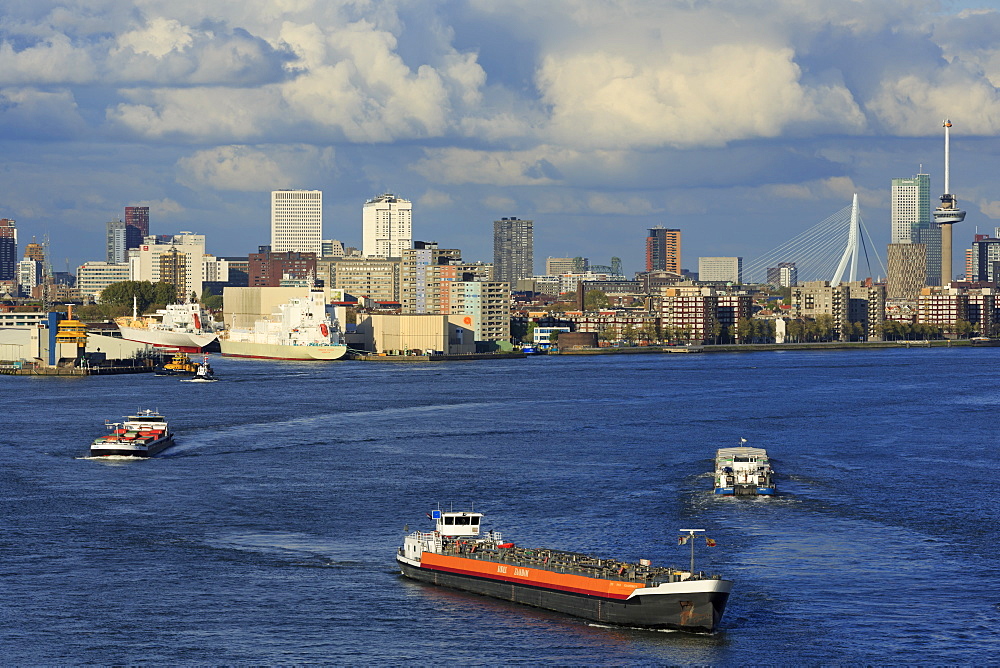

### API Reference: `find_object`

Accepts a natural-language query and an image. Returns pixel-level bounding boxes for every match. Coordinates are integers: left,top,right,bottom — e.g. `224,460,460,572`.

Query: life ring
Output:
320,323,329,337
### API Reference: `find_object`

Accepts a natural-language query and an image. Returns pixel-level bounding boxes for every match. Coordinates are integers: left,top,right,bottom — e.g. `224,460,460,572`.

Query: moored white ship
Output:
116,302,220,352
219,292,347,361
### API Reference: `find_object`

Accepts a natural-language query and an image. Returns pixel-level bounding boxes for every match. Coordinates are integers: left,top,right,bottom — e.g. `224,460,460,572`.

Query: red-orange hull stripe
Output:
419,553,645,600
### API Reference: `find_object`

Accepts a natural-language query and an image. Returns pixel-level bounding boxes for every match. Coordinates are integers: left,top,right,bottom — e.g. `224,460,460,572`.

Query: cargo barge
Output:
715,443,776,496
397,509,732,633
90,409,175,457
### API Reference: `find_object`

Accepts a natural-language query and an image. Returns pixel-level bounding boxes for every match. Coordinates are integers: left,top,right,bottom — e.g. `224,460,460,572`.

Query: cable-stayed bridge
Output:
744,194,886,285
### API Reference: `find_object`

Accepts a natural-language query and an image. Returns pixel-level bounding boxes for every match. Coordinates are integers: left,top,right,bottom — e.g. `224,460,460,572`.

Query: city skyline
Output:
1,2,1000,276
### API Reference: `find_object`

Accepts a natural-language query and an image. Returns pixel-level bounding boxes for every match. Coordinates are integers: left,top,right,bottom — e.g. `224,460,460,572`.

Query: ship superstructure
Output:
397,509,732,633
219,291,347,360
116,302,220,352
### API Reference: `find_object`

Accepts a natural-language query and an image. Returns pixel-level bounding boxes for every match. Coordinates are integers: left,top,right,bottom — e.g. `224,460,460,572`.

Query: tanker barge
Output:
397,509,732,633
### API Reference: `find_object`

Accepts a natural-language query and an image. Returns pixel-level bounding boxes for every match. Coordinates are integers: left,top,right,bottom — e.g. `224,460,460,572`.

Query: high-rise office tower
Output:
891,173,939,285
363,193,412,257
23,239,44,264
493,217,533,284
887,243,928,300
0,219,16,281
129,233,206,299
125,206,149,239
646,226,681,273
106,220,129,263
271,190,322,255
970,235,1000,282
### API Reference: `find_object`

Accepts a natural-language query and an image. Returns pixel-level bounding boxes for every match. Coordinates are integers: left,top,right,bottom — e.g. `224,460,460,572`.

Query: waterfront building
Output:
891,173,939,286
363,193,412,258
916,286,967,330
317,256,401,303
887,243,928,300
0,218,16,282
493,217,534,285
965,287,1000,337
354,313,476,354
129,233,206,300
448,281,511,343
271,190,322,255
766,262,798,288
792,280,885,341
659,285,717,343
399,242,509,343
562,310,659,341
248,248,317,288
400,242,462,314
77,261,131,300
646,227,681,273
699,257,742,283
716,294,753,337
533,326,571,349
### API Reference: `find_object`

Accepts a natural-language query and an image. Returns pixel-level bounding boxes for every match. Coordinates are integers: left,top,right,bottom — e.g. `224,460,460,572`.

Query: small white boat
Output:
714,441,775,496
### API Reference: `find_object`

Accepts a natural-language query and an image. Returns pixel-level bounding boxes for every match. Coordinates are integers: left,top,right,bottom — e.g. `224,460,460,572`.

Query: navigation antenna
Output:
679,528,705,576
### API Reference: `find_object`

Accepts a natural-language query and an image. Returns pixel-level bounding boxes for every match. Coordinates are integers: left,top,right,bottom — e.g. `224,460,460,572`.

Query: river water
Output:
2,348,998,664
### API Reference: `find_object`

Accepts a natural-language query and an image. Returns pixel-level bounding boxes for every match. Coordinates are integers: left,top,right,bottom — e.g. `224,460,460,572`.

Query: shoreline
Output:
553,339,986,355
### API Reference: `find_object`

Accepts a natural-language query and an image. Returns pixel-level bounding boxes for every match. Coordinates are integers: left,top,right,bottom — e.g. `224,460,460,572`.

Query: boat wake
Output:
586,622,682,634
78,455,146,462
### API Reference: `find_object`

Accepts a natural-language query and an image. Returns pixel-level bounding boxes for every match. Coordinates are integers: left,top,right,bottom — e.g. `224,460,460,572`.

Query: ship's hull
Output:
715,486,775,496
118,326,217,352
90,435,174,458
219,340,348,360
397,556,730,633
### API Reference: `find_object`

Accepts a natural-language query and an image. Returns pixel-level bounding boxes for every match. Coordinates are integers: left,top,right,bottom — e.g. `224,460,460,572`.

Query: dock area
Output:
0,359,156,376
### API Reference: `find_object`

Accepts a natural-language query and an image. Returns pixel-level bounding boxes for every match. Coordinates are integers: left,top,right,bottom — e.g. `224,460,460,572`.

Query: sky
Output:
2,0,1000,280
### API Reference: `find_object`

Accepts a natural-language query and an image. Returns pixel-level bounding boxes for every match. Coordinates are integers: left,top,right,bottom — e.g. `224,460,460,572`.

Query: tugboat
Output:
154,352,201,376
714,441,776,496
397,509,732,633
90,409,175,457
181,356,217,382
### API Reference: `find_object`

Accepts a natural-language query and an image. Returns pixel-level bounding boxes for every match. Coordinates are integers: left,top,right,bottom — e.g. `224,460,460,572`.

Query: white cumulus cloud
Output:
177,144,334,192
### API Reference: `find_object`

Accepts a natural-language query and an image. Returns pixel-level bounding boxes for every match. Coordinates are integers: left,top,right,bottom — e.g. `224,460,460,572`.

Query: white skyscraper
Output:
271,190,322,255
363,193,412,258
891,173,939,285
